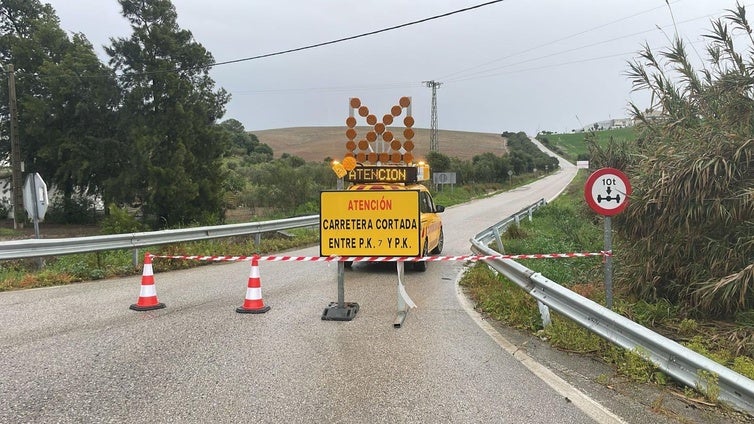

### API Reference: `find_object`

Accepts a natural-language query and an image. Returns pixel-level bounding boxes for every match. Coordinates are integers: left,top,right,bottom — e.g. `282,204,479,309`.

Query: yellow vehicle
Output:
343,164,444,271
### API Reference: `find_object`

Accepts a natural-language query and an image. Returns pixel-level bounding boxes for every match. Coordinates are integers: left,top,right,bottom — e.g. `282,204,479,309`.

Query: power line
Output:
450,51,635,82
164,1,507,74
439,0,680,81
442,4,750,84
21,0,507,81
211,1,505,68
15,0,750,95
230,1,742,95
446,30,745,83
230,81,420,96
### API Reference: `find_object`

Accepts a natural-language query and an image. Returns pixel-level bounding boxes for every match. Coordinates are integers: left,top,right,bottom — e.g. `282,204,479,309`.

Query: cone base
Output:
130,302,166,311
236,305,271,314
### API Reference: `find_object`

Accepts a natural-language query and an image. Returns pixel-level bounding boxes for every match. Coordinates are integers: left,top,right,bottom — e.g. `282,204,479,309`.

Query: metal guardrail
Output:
0,215,319,261
470,200,754,415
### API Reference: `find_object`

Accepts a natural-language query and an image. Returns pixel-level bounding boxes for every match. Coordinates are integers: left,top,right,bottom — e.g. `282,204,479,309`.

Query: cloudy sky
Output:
45,0,748,135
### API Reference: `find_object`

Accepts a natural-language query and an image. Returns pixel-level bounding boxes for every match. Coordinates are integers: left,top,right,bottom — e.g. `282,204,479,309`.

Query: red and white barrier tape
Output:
149,252,610,262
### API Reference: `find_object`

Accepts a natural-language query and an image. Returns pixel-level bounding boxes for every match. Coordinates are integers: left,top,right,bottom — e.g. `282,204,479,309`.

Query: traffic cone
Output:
236,257,270,314
130,253,166,311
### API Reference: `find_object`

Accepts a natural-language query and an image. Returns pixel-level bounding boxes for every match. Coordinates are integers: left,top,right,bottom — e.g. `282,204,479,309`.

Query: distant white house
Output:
632,109,665,125
581,118,635,132
612,118,633,128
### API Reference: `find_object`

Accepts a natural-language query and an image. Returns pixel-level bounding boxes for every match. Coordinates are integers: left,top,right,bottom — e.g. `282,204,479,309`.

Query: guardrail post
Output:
132,248,139,267
537,301,551,327
492,226,505,254
528,207,533,222
254,233,261,246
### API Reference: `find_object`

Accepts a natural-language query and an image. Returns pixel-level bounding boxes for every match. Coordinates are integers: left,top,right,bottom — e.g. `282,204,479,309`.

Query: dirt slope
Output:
250,126,507,162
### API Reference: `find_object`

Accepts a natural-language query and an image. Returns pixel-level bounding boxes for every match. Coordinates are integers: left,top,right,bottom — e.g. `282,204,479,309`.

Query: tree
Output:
621,3,754,317
426,150,451,172
243,159,334,214
503,131,556,175
248,142,273,163
106,0,230,228
1,0,120,220
220,118,260,155
29,34,121,220
0,0,63,162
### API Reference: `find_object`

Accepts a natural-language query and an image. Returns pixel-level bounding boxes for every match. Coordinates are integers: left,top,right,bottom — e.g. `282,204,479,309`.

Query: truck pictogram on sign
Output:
584,167,632,216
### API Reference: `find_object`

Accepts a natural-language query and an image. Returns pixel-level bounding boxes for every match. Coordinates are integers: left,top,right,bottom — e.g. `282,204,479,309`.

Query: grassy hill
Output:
250,126,508,162
539,127,636,161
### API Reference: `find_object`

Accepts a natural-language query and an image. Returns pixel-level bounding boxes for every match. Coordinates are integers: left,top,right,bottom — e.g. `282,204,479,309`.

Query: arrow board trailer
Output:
320,190,421,257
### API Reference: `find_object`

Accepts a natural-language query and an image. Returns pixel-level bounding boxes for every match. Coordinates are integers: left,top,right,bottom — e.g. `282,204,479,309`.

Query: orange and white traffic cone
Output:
236,257,270,314
130,253,166,311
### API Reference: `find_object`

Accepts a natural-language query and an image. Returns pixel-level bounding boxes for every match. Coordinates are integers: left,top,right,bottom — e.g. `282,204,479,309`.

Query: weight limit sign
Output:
584,167,632,216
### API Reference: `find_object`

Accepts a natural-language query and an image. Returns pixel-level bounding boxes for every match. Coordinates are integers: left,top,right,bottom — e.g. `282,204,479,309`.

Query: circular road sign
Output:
584,167,632,216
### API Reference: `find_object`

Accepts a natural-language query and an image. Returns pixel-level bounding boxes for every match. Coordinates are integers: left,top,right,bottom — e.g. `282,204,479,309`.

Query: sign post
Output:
584,168,631,309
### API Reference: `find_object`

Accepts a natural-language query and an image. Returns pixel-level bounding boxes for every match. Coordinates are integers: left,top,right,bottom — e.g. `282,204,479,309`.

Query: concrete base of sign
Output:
321,302,359,321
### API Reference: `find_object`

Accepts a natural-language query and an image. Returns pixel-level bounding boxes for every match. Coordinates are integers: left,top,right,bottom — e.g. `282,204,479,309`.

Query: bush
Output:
620,5,754,317
44,193,98,224
100,204,145,234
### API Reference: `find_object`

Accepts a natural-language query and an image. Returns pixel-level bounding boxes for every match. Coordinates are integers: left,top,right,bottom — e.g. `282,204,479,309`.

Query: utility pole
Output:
7,64,23,229
423,80,442,152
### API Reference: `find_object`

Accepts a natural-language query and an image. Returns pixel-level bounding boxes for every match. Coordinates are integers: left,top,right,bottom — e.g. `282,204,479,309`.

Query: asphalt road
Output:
1,153,685,423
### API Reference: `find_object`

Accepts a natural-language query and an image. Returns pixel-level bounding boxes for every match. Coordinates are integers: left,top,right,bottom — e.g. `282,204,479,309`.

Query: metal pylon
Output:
423,80,442,152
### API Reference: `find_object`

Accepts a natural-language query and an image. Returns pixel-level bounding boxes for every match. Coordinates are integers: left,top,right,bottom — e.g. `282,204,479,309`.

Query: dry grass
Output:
250,126,508,162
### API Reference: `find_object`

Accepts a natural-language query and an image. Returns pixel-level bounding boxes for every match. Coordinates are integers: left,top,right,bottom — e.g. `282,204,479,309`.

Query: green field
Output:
539,127,636,161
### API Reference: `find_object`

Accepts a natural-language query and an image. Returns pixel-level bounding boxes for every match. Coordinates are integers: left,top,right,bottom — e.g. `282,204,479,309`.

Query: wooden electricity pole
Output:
8,64,24,229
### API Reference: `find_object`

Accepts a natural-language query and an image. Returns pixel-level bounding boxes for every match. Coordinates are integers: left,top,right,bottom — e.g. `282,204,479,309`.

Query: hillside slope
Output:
251,126,508,162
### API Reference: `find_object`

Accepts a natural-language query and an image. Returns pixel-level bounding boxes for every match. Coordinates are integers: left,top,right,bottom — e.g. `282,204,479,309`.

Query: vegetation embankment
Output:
532,6,753,320
460,171,754,415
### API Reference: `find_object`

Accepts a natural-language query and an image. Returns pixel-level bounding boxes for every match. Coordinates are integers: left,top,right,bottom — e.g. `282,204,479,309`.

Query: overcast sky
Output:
44,0,748,135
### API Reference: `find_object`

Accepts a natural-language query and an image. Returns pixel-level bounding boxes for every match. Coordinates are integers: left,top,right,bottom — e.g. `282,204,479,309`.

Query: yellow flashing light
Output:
331,161,347,179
